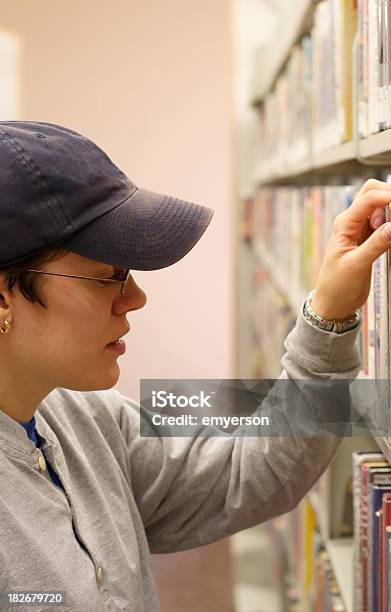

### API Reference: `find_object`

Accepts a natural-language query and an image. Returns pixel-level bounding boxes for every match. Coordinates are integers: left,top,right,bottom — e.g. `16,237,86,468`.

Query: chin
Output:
66,365,121,392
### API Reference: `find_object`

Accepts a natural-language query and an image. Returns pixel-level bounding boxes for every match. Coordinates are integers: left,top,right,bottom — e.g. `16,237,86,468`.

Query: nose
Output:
112,274,147,314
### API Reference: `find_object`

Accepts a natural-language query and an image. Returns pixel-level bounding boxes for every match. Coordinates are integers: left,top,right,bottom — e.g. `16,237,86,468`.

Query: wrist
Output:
303,290,360,334
310,293,356,321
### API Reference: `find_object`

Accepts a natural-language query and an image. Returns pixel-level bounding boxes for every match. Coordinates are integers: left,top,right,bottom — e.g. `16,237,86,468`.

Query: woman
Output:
0,120,390,611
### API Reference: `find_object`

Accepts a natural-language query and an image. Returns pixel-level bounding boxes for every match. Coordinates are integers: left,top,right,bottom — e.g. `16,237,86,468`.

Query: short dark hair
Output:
0,248,69,309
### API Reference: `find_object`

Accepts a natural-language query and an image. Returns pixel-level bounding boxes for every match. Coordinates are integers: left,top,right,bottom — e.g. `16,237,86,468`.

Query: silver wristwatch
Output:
303,290,361,334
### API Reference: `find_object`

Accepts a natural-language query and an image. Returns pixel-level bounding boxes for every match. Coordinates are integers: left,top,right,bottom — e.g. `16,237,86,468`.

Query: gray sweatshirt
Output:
0,310,361,611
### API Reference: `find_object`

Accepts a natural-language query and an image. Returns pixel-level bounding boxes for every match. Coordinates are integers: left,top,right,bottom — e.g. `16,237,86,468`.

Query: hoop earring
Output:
0,320,11,334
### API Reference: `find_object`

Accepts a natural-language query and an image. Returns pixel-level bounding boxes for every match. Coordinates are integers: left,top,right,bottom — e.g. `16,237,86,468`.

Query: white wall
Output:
0,0,235,400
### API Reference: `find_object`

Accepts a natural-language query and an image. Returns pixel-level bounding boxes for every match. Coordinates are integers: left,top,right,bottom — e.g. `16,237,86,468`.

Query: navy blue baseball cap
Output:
0,121,214,270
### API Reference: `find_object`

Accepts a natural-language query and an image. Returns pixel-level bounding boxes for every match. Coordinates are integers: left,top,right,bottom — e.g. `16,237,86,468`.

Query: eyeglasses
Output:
24,268,132,295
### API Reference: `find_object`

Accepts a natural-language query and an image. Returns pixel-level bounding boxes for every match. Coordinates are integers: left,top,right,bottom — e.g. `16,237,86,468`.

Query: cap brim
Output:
60,187,214,271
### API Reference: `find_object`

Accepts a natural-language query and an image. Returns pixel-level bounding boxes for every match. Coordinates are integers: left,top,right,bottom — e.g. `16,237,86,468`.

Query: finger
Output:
350,222,391,266
344,190,391,230
370,207,386,230
358,221,373,245
355,178,391,199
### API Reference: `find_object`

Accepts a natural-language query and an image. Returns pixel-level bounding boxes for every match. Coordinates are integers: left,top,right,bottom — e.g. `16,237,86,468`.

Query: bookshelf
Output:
374,435,391,463
237,0,391,609
250,198,391,609
326,539,353,612
251,0,316,105
255,130,391,187
255,233,391,457
253,241,306,314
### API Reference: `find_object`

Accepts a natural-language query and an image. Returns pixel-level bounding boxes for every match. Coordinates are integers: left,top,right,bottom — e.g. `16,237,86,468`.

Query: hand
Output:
311,179,391,321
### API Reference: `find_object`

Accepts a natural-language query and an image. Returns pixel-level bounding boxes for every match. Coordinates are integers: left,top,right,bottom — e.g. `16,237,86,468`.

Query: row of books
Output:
255,0,357,174
254,0,391,178
241,182,391,607
246,184,356,313
271,497,347,611
267,449,391,611
313,547,347,612
243,177,391,384
242,184,355,379
248,267,296,378
358,0,391,138
356,171,391,381
255,35,312,172
312,0,357,153
353,451,391,612
361,227,391,380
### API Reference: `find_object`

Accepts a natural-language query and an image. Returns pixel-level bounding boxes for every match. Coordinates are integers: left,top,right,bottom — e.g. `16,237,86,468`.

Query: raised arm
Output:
118,179,391,553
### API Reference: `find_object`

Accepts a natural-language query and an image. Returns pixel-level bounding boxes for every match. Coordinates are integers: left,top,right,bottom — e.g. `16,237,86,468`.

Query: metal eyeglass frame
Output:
24,268,132,295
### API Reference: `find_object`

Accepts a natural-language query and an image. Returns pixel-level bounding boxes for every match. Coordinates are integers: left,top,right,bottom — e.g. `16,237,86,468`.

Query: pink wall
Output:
0,0,235,400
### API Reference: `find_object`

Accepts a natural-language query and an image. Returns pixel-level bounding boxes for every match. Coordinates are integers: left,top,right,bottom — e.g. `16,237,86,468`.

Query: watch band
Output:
303,290,361,334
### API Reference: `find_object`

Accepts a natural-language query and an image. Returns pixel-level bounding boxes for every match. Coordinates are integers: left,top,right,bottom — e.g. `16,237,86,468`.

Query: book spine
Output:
382,0,388,128
374,256,381,378
371,487,391,611
382,495,391,612
358,0,364,136
383,203,390,379
374,247,389,381
361,300,369,376
353,453,384,612
341,0,359,140
378,0,386,131
368,0,379,133
302,36,312,159
361,465,391,610
368,265,376,379
363,0,370,135
388,0,391,126
361,464,370,611
333,0,344,143
375,508,384,611
386,527,391,611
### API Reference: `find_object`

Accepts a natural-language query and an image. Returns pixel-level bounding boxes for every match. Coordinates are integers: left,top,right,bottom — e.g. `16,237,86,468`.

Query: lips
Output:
106,327,130,346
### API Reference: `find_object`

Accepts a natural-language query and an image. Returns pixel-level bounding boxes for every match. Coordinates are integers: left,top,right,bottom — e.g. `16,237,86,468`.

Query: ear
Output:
0,274,13,309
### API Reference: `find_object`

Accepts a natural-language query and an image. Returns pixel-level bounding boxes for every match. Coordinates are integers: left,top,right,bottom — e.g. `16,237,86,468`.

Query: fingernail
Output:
373,217,383,228
382,223,391,240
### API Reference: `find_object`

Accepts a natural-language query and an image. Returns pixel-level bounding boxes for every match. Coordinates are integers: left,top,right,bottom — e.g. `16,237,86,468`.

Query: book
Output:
341,0,359,140
353,451,384,612
386,526,391,611
255,0,360,175
381,493,391,612
374,247,389,381
361,184,391,389
253,184,355,312
253,0,391,177
314,546,347,611
357,460,391,611
368,484,391,611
